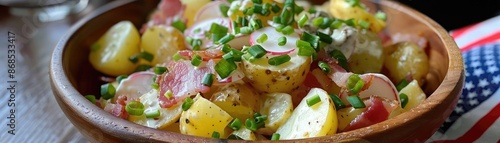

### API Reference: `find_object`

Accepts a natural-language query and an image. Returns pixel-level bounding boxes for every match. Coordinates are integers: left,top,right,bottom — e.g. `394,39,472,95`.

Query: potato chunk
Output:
384,42,429,85
128,89,183,130
180,95,233,138
140,25,186,65
256,93,294,135
210,82,261,121
389,80,427,118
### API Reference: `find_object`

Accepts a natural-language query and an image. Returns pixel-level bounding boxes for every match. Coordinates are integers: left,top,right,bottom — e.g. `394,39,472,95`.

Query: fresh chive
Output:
245,118,258,131
215,58,237,79
212,131,220,139
347,95,365,108
320,17,333,29
140,51,155,62
329,49,349,71
307,7,317,13
217,34,235,44
182,97,194,111
301,32,320,51
100,83,116,100
296,40,316,57
154,66,168,75
173,52,183,61
116,75,128,83
223,52,234,61
232,21,240,34
278,36,287,46
317,31,333,44
275,24,285,32
171,19,186,32
344,18,356,27
242,52,255,62
252,0,262,4
247,45,267,58
280,0,294,26
358,19,370,29
256,34,268,43
219,4,230,17
298,14,309,27
318,61,332,74
164,90,173,99
241,17,249,26
84,95,97,104
239,26,254,34
229,118,242,130
243,7,254,15
135,64,152,72
145,109,161,118
396,79,410,91
268,54,291,66
306,94,321,107
400,93,409,108
210,23,229,34
271,3,281,13
255,115,267,123
272,16,281,24
253,112,262,118
191,54,202,67
252,4,264,16
129,53,140,63
329,94,346,110
330,19,344,29
375,11,387,21
271,133,280,140
125,101,145,115
312,17,324,27
202,73,215,87
347,74,364,94
249,19,263,30
151,83,159,89
212,33,225,44
281,25,294,35
346,0,362,8
293,4,304,14
221,44,232,53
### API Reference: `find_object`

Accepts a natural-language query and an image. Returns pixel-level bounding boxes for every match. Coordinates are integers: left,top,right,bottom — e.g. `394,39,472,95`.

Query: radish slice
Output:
194,1,229,23
185,18,231,50
227,34,250,50
250,27,299,54
114,71,156,102
337,73,399,106
216,69,244,84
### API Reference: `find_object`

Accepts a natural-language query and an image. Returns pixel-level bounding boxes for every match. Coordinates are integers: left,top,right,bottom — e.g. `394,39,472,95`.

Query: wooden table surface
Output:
0,1,111,142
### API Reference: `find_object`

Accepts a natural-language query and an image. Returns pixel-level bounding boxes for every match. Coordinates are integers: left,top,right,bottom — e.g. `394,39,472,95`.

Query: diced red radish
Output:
185,18,231,50
194,0,229,23
337,73,399,106
114,71,156,102
249,27,299,55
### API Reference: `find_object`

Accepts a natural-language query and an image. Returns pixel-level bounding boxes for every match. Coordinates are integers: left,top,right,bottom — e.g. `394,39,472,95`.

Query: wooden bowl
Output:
49,0,464,142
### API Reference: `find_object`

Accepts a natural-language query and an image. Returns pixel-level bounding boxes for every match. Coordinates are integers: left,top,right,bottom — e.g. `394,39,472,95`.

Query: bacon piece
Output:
140,0,186,33
158,61,212,108
343,96,398,132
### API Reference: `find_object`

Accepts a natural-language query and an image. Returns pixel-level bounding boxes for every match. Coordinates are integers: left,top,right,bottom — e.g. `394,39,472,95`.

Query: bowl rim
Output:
49,0,464,142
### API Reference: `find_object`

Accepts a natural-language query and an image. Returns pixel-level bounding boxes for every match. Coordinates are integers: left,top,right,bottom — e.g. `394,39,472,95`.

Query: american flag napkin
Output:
427,15,500,143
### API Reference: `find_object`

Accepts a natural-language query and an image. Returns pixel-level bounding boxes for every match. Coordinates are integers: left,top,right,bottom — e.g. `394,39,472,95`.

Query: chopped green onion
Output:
301,32,320,51
242,52,255,62
243,7,254,15
249,19,263,30
247,45,267,59
210,23,229,34
298,14,309,27
396,79,410,91
320,18,333,29
318,61,332,74
317,31,333,44
293,3,304,14
347,95,365,108
252,0,262,4
375,11,387,21
84,95,97,104
212,131,220,139
232,21,240,34
116,75,128,83
173,52,183,61
245,118,258,131
241,17,249,26
330,19,344,29
129,54,140,63
256,34,268,43
151,83,159,89
152,75,157,82
268,54,291,66
182,97,194,111
296,40,316,57
346,0,362,8
344,18,356,27
329,49,349,71
255,115,267,123
202,73,215,87
145,109,161,118
307,7,317,13
329,94,346,110
219,4,230,17
217,34,235,44
312,17,324,27
280,0,294,26
272,16,281,24
400,93,409,108
221,44,232,53
191,54,202,67
212,33,225,44
281,25,294,35
278,36,287,46
223,52,234,61
358,19,370,29
271,133,280,140
306,94,321,107
139,51,155,62
171,19,186,32
347,74,364,94
230,49,244,62
262,3,271,10
229,118,242,130
135,64,152,72
100,83,116,100
154,66,168,75
215,58,237,79
239,26,254,34
164,90,173,99
275,24,285,32
125,101,145,115
271,3,281,13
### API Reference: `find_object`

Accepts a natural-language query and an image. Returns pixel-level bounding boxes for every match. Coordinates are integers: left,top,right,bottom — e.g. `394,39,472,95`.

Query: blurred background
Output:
0,0,497,142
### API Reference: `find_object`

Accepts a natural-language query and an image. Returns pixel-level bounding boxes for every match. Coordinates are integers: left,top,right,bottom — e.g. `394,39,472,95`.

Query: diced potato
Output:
141,26,186,65
180,0,212,27
348,29,385,73
242,52,312,93
329,0,386,33
256,93,294,135
276,88,337,139
231,127,257,141
210,82,261,121
384,42,429,85
389,80,426,118
128,89,183,129
89,21,140,76
180,95,233,138
337,107,366,131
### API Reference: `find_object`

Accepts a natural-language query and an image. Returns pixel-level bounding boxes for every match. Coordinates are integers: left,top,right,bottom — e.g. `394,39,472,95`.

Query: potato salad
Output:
85,0,430,140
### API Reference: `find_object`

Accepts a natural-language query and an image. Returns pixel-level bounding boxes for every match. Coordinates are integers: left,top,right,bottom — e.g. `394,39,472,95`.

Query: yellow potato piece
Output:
329,0,386,33
140,25,186,66
256,92,293,135
180,95,233,138
181,0,212,27
232,127,257,141
384,42,429,85
210,82,261,121
348,30,385,74
128,89,183,130
89,21,140,76
389,80,426,118
337,107,366,131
